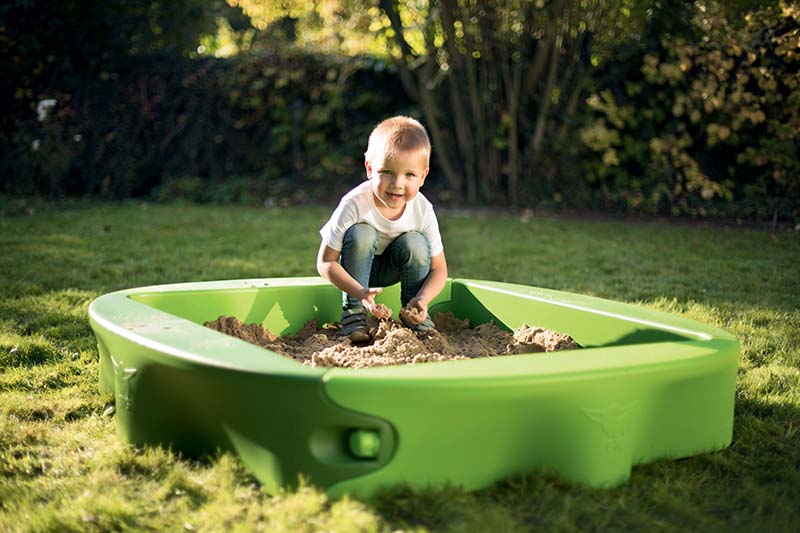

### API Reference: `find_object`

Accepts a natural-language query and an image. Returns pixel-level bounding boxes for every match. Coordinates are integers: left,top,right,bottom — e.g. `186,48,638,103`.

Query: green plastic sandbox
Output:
88,277,739,496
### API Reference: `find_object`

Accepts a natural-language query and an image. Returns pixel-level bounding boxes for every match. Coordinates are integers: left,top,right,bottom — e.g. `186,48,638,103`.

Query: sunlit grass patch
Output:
0,358,94,393
0,332,58,367
0,202,798,531
0,386,103,423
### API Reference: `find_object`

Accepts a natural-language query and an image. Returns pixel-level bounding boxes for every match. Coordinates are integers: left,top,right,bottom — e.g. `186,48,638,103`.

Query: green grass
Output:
1,201,798,531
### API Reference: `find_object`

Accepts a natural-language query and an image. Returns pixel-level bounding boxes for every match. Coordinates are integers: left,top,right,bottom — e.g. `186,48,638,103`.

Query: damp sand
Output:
205,312,579,369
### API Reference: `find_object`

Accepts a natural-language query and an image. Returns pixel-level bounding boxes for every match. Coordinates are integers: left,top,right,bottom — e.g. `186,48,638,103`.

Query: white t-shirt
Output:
320,180,444,256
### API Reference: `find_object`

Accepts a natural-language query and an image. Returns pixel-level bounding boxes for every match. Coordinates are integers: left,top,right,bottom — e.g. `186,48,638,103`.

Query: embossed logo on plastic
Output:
582,402,637,452
111,354,138,411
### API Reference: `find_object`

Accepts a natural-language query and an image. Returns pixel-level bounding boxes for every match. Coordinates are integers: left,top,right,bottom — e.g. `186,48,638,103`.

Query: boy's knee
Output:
343,223,378,254
398,231,430,269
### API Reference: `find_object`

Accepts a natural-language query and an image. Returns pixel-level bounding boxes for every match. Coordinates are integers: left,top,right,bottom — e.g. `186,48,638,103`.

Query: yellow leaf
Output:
602,148,620,166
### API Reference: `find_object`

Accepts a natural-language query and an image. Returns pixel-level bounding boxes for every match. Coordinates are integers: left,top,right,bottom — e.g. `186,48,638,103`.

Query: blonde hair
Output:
365,116,431,163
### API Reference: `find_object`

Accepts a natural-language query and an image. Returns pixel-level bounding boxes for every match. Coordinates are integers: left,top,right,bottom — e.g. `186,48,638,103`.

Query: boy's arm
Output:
316,242,382,312
407,251,448,321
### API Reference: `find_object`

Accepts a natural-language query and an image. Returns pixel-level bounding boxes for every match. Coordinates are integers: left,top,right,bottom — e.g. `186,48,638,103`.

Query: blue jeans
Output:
340,223,431,310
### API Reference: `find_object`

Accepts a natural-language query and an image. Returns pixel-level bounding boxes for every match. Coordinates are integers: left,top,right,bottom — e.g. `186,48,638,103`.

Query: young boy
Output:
317,116,448,342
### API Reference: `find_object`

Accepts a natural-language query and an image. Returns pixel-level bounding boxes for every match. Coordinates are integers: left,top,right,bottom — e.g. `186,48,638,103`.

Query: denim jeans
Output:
340,223,431,310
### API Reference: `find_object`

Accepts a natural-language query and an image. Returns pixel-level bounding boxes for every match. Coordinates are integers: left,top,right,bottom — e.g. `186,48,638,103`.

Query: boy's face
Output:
365,148,429,211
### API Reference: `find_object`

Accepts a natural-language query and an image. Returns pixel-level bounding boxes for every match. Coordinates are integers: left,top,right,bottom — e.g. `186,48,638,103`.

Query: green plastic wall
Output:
89,277,738,496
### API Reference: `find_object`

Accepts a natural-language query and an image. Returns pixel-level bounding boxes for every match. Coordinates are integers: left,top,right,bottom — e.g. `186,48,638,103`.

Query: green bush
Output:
579,1,799,221
1,49,413,201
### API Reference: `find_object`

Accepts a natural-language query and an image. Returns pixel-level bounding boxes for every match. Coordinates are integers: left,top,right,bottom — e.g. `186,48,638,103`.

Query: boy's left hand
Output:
359,287,383,315
404,297,428,325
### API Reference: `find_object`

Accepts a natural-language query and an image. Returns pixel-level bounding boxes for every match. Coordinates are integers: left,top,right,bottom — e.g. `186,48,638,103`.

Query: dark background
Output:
1,0,797,224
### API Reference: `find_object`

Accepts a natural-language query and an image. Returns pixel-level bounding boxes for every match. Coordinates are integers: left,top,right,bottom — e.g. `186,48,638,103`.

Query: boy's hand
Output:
402,297,428,325
359,287,383,314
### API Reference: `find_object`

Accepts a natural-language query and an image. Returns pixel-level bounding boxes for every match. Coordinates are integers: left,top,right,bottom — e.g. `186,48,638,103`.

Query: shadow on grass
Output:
361,393,800,531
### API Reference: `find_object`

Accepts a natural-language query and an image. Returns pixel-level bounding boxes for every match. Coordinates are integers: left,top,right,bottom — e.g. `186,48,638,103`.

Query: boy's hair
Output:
365,116,431,163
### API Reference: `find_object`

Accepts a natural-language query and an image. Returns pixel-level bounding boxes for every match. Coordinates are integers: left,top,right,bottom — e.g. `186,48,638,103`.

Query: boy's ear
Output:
420,167,429,185
364,160,373,179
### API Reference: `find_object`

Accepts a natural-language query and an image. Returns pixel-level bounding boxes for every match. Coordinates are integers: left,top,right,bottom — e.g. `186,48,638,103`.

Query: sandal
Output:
341,308,370,342
400,313,436,334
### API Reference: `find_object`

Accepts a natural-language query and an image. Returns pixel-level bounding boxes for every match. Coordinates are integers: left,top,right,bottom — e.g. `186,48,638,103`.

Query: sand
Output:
204,312,580,369
399,304,426,325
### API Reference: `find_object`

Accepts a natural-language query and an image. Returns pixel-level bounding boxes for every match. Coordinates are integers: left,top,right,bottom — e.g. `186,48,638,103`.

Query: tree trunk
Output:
440,0,476,202
530,29,561,160
418,61,463,198
379,0,462,198
454,1,485,203
502,57,522,206
378,0,418,101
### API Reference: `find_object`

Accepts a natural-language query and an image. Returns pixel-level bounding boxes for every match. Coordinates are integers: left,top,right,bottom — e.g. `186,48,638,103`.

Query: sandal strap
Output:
341,310,367,335
401,314,436,333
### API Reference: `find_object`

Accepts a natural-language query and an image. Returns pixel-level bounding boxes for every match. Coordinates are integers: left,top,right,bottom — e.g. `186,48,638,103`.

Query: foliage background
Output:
1,0,798,223
580,1,800,221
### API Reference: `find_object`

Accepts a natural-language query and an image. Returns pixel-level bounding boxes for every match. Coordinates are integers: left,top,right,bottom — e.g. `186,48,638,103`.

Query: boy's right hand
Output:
359,287,383,314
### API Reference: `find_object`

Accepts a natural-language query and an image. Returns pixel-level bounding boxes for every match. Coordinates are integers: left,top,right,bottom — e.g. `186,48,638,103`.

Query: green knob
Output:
349,429,380,459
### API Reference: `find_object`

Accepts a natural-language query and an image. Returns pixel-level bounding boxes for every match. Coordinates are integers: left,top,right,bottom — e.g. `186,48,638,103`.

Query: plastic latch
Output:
348,429,380,459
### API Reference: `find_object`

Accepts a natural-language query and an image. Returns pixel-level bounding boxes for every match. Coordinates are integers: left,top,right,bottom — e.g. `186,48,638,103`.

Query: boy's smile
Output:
366,149,429,217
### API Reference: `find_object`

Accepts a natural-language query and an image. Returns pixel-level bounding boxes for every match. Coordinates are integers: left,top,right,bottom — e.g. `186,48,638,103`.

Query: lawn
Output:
1,201,798,531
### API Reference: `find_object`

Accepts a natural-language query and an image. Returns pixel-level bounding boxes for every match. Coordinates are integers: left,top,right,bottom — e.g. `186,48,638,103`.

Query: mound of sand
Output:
204,312,579,369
